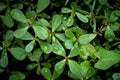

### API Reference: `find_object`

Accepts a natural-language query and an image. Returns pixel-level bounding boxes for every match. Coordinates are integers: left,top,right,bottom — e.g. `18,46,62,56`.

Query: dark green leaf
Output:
20,31,34,40
11,9,27,23
36,18,50,27
5,30,14,41
25,40,35,52
0,3,7,12
41,67,52,80
68,60,83,79
12,71,26,80
37,0,50,13
76,12,88,23
0,51,8,68
78,34,96,45
42,62,52,68
52,15,62,32
9,47,27,60
61,7,72,13
26,63,38,70
33,25,48,40
1,15,14,28
9,75,18,80
98,0,107,5
110,11,119,22
36,65,41,75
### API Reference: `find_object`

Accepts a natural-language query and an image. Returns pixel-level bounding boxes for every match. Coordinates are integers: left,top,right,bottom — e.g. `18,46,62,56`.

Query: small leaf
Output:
9,47,27,60
25,40,35,52
0,3,7,12
52,15,62,32
36,18,50,27
104,25,115,41
1,15,14,28
42,62,52,68
61,7,72,13
33,25,48,40
20,31,34,40
26,10,36,21
98,0,107,5
37,0,50,13
36,65,41,75
110,11,119,22
9,75,18,80
12,71,26,80
66,15,74,27
112,73,120,80
54,59,66,74
11,9,27,23
68,60,83,80
78,33,96,45
28,48,42,62
52,70,60,80
26,63,38,70
52,41,66,57
41,67,52,80
5,30,14,42
68,44,80,58
55,33,67,42
40,42,52,54
64,39,73,49
76,12,88,23
0,51,8,68
94,48,120,70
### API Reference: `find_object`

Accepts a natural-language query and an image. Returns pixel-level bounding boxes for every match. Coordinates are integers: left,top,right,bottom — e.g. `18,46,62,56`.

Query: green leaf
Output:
52,41,66,57
112,73,120,80
36,18,50,27
41,67,52,80
55,33,67,42
1,15,14,28
33,25,48,40
64,39,73,49
36,65,41,75
42,62,52,68
5,30,14,42
76,12,88,23
12,71,26,80
26,10,36,21
98,0,107,5
52,15,62,32
66,15,74,27
68,44,80,58
9,47,27,60
25,40,35,52
28,48,42,62
20,31,34,40
0,51,8,68
54,59,66,74
52,70,60,80
11,9,27,23
0,3,7,12
9,75,18,80
110,11,119,22
104,25,115,41
37,0,50,13
26,63,38,70
68,60,83,79
40,42,52,54
78,33,96,45
94,48,120,70
61,7,72,13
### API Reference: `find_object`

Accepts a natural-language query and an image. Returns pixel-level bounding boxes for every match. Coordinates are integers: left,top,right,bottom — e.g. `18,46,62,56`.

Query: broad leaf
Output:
112,73,120,80
64,39,73,49
41,67,52,80
36,18,50,27
9,47,27,60
52,41,66,57
25,40,35,52
54,59,66,74
61,7,72,13
37,0,50,13
52,15,62,32
11,9,27,23
5,30,14,42
33,25,48,40
76,12,88,23
68,60,83,79
0,51,8,68
94,48,120,70
1,15,14,28
55,33,67,42
20,31,34,40
78,33,96,45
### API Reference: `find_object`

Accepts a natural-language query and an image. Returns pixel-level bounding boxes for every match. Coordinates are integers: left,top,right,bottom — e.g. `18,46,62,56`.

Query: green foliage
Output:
0,0,120,80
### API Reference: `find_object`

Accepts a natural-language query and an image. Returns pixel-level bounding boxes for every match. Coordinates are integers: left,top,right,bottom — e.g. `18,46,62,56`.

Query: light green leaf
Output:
52,15,62,32
98,0,107,5
5,30,14,42
0,3,7,12
76,12,88,23
104,25,115,41
33,25,48,40
36,65,41,75
20,31,34,40
78,33,96,45
61,7,72,13
68,44,80,58
1,15,14,28
37,0,50,13
26,10,36,21
0,51,8,68
9,47,27,60
66,15,74,27
52,41,66,57
54,59,66,74
40,42,52,54
26,63,38,70
55,33,67,42
41,67,52,80
28,48,42,62
68,60,83,80
94,48,120,70
64,39,73,49
11,9,27,23
36,18,50,27
112,73,120,80
25,40,35,52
